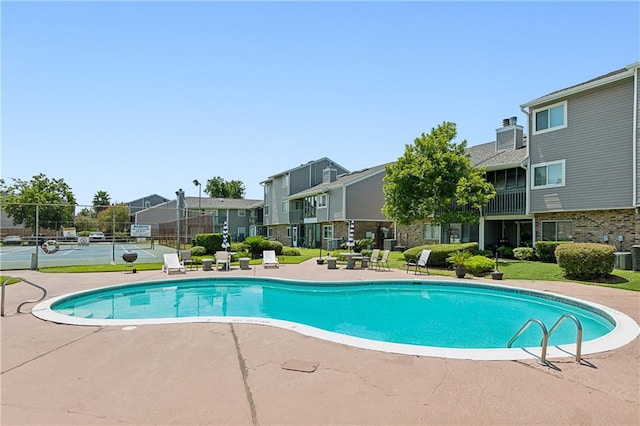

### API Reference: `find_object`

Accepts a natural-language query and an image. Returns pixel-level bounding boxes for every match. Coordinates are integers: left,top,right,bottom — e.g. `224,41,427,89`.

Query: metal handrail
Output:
507,318,549,365
546,314,583,363
1,276,48,316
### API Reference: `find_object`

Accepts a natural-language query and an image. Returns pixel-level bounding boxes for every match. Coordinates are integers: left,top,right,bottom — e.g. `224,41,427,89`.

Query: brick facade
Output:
534,208,638,251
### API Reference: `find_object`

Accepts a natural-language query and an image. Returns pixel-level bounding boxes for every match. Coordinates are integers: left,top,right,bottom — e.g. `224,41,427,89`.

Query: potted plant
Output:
446,250,473,279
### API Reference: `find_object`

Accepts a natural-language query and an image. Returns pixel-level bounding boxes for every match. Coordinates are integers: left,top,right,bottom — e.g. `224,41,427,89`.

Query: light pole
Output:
193,179,202,213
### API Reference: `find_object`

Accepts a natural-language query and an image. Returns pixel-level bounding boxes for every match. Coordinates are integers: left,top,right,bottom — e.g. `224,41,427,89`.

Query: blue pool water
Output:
50,278,615,349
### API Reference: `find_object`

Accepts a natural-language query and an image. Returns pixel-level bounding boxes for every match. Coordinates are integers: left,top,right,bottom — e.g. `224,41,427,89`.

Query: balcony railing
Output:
289,209,304,224
483,189,526,216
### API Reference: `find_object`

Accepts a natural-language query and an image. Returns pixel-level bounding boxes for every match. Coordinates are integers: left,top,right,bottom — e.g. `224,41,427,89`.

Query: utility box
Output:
632,245,640,271
614,252,632,270
383,239,397,251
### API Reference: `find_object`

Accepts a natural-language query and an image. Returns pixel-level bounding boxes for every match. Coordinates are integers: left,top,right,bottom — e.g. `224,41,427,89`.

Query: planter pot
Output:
491,271,503,280
317,259,325,265
455,267,466,279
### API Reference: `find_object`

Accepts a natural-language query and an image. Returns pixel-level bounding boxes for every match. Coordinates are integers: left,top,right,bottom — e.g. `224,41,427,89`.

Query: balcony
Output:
483,189,526,216
289,209,304,224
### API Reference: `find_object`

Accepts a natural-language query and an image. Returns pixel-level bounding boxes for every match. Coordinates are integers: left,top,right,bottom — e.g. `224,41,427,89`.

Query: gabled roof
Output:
287,163,389,199
184,197,263,209
128,194,169,204
263,157,349,181
521,61,640,108
466,141,528,171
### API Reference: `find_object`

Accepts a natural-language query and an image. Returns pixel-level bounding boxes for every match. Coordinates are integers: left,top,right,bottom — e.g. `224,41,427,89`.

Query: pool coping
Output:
31,277,640,361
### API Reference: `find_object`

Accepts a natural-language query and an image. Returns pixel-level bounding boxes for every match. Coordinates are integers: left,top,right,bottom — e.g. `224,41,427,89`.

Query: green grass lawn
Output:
2,248,638,291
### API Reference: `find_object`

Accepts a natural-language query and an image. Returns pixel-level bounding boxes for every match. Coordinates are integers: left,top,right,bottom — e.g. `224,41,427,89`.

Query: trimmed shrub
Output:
282,247,301,256
478,249,494,258
497,246,514,258
193,233,223,255
535,241,567,263
465,255,495,276
555,243,615,279
513,247,535,261
262,239,284,255
190,246,206,256
404,242,479,268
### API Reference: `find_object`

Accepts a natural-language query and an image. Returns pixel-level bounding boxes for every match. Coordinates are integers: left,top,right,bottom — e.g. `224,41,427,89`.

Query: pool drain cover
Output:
281,359,319,373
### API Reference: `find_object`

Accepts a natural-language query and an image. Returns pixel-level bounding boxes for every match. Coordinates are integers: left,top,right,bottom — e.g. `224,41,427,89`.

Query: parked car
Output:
2,235,22,245
89,231,106,241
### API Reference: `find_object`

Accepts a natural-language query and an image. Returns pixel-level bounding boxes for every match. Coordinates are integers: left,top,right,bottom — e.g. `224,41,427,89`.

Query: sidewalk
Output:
2,260,639,425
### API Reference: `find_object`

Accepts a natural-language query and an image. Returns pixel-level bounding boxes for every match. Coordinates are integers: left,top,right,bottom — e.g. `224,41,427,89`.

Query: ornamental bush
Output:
513,247,535,261
404,242,478,268
190,245,206,256
193,233,224,255
535,241,567,262
261,239,284,255
555,243,615,279
465,255,495,276
282,247,301,256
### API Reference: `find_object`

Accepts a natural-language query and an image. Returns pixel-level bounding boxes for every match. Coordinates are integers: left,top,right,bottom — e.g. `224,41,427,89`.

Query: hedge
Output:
535,241,571,263
513,247,535,261
403,243,479,268
555,243,615,279
193,233,224,255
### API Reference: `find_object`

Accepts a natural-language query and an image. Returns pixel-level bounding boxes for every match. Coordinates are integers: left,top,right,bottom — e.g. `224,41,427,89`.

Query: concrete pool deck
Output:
2,260,639,425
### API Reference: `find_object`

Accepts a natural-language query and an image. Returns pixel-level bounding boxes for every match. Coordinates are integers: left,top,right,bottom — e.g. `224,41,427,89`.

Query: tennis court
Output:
0,241,176,270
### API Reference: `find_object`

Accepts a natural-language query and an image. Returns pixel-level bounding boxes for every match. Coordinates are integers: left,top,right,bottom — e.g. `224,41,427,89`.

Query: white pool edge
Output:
31,280,640,361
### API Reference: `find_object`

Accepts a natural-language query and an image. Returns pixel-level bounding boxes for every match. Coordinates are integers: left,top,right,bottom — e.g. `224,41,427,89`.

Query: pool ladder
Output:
507,314,583,365
1,276,48,317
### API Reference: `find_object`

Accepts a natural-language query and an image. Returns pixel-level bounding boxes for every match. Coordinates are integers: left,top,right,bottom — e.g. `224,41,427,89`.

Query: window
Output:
264,205,270,215
532,160,565,188
250,209,256,217
264,183,270,195
323,225,334,239
267,227,274,238
282,175,289,188
281,201,288,213
238,209,246,217
286,227,291,238
237,227,246,240
318,194,327,207
533,101,566,134
423,223,441,242
541,220,573,241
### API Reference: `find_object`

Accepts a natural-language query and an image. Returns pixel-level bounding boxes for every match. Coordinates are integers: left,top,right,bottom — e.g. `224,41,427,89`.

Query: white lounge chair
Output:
215,251,230,271
262,250,279,268
406,249,431,275
162,253,186,274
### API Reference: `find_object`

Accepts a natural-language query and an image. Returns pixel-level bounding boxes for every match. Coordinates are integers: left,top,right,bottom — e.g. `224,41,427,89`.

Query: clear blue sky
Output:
2,1,638,207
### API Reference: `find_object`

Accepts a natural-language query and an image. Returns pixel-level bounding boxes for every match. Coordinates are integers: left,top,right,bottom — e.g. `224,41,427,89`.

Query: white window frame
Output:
533,101,567,135
238,209,246,217
281,201,289,213
318,194,327,207
532,159,566,189
264,205,270,215
541,220,573,241
282,175,289,188
323,224,334,239
264,183,270,195
267,227,274,238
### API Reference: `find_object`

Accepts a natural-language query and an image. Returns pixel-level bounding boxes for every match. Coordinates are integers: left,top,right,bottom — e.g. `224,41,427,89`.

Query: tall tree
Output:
92,191,111,214
0,174,77,232
96,203,130,234
382,122,495,230
205,177,245,199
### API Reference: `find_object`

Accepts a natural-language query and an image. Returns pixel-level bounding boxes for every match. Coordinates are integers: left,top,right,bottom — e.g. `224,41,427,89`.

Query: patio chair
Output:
365,248,380,269
215,251,230,271
406,249,431,275
262,250,279,268
162,253,186,274
373,249,391,271
180,250,197,270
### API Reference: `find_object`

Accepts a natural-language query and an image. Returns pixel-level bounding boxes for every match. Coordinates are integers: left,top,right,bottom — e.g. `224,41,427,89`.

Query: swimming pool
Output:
33,277,639,360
